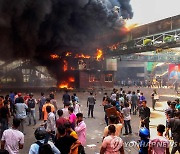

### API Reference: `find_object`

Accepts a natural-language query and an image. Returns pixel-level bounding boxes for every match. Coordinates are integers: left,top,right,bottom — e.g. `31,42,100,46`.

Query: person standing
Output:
1,118,24,154
45,106,56,142
131,91,138,115
15,97,28,134
62,103,70,119
50,93,58,112
151,89,158,110
0,101,10,138
37,92,46,120
27,93,36,125
103,115,123,138
75,113,87,146
165,111,180,154
42,98,55,122
104,98,113,126
73,93,79,103
55,126,81,154
62,90,70,106
122,103,132,135
87,92,96,118
149,124,170,154
29,127,60,154
68,107,76,130
139,101,151,130
56,109,67,128
100,125,124,154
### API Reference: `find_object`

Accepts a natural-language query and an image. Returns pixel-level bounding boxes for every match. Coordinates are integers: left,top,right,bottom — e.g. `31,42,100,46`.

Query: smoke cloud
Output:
0,0,133,80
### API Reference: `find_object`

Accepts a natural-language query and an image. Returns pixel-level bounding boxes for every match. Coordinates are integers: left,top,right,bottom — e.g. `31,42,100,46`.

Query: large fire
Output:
58,81,73,90
124,20,139,32
50,54,59,59
58,81,70,89
74,53,91,59
96,49,103,61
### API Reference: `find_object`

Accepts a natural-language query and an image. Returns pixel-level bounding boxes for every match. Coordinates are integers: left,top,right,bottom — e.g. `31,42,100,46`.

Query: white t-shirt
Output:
149,136,169,154
62,108,69,119
1,128,24,154
122,107,131,121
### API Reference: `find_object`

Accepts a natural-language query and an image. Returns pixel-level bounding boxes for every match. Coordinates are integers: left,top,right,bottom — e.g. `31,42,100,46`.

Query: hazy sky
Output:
129,0,180,25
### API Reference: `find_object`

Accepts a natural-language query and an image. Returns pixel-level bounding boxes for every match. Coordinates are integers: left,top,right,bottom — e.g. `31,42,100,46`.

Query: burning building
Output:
55,50,116,90
0,0,133,89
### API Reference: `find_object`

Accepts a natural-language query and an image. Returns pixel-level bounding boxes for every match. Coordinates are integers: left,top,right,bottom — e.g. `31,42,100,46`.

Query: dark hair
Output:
46,98,51,102
157,124,165,134
142,100,147,104
0,96,4,99
57,109,63,117
46,106,51,113
19,97,24,103
41,92,44,96
111,101,116,106
175,98,179,104
90,92,93,95
68,107,74,113
5,95,9,100
108,125,116,134
57,126,66,135
64,102,70,107
167,100,171,106
109,115,117,123
13,118,21,128
0,149,9,154
170,102,176,107
73,93,76,96
132,91,135,95
76,113,83,118
175,111,180,117
124,103,129,107
141,93,143,95
64,122,71,129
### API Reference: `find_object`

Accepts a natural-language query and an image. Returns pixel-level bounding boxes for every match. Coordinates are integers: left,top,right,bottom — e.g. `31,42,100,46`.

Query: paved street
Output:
6,87,177,154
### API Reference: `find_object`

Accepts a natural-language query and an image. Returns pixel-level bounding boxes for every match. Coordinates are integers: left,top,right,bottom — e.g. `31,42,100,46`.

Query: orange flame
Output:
69,77,75,82
96,49,103,61
124,20,139,32
63,60,68,72
58,81,73,90
50,54,59,59
65,52,72,57
74,54,91,59
58,81,69,89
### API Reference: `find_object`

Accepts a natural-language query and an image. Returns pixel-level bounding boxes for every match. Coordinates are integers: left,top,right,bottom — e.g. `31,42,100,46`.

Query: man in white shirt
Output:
62,103,70,119
1,118,24,154
46,106,56,142
122,103,132,135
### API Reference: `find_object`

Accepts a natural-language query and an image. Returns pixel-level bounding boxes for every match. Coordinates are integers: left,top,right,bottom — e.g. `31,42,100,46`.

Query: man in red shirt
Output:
56,109,67,128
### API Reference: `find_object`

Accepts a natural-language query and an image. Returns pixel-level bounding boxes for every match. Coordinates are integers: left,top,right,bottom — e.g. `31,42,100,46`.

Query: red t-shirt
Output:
56,117,67,127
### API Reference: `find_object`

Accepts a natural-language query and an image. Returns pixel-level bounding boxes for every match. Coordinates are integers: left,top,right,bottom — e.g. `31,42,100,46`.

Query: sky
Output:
129,0,180,25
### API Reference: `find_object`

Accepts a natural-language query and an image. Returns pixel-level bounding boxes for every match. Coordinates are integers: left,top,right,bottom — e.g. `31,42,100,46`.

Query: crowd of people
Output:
101,88,180,154
0,88,179,154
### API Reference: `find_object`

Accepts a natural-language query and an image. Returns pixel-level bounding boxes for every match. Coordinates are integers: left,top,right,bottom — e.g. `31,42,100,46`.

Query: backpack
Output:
27,99,35,109
36,141,53,154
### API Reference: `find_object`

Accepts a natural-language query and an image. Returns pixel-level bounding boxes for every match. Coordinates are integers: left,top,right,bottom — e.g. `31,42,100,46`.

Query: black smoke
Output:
0,0,133,80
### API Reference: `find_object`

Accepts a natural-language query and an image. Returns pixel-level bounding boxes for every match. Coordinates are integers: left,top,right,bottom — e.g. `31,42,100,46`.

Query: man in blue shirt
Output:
29,127,60,154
